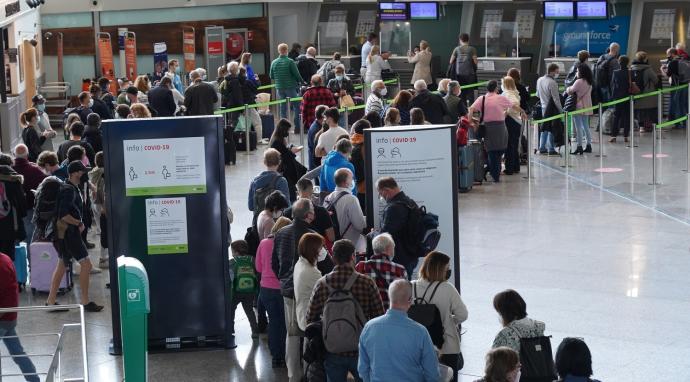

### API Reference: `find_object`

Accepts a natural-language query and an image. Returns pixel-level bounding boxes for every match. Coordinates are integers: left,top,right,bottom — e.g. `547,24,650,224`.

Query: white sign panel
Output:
145,197,188,254
514,9,536,39
123,137,207,196
650,9,675,40
480,9,504,39
367,125,459,275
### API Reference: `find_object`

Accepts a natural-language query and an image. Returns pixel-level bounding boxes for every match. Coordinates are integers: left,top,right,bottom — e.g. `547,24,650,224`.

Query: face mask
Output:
174,66,180,73
553,72,560,79
445,269,451,280
336,75,344,81
115,113,121,119
272,210,282,219
202,74,207,81
380,87,388,96
514,370,521,382
379,195,386,204
37,104,46,112
318,247,328,262
88,99,94,108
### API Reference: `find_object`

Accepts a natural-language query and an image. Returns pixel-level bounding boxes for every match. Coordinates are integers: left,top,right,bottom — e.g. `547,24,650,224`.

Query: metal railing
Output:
0,305,89,382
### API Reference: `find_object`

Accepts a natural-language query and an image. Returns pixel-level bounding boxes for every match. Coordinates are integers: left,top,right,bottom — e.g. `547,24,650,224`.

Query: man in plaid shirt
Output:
306,239,384,382
300,74,335,133
355,233,407,310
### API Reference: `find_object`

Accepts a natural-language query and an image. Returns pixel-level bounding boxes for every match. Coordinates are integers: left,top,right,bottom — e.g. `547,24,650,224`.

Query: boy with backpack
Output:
228,240,259,338
306,239,384,382
247,149,290,220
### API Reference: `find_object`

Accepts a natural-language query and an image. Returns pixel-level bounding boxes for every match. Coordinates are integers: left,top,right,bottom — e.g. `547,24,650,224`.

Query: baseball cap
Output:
67,160,91,174
32,94,45,104
126,86,138,95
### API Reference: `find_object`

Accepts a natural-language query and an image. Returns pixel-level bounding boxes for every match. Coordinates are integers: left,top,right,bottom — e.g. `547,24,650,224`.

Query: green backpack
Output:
233,255,258,294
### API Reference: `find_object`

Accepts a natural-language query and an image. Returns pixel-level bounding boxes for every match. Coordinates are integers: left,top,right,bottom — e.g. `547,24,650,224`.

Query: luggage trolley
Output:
38,82,72,129
0,305,89,382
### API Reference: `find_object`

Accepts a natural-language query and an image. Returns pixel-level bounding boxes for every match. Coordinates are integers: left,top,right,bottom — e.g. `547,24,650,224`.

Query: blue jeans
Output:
277,87,301,131
572,115,592,147
324,353,361,382
670,87,689,127
0,321,40,382
404,260,417,280
539,131,555,152
258,287,286,360
487,150,504,182
22,210,34,246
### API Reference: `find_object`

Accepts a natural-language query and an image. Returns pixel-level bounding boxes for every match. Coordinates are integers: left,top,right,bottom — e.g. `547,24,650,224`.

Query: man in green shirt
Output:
270,43,304,131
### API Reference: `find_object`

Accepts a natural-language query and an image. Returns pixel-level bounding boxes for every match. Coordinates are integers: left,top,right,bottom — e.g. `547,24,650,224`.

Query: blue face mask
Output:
36,104,46,113
336,75,344,81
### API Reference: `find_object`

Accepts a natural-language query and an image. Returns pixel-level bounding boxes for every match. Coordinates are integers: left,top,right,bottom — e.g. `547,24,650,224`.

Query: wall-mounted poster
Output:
514,9,536,39
480,9,503,39
650,9,674,40
145,197,189,255
356,10,377,38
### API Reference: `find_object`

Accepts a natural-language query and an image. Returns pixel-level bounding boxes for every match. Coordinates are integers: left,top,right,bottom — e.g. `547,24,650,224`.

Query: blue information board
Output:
555,14,630,56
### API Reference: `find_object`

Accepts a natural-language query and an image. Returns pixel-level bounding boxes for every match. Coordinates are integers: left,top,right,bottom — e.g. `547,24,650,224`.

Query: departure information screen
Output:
410,2,438,20
577,1,608,19
379,2,409,21
544,1,575,19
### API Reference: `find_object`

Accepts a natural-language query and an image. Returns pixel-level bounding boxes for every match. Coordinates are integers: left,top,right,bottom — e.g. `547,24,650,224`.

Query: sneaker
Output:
548,151,560,156
251,331,259,339
45,302,69,313
272,359,286,368
83,302,104,312
539,149,548,155
99,259,109,269
85,241,96,249
90,267,102,274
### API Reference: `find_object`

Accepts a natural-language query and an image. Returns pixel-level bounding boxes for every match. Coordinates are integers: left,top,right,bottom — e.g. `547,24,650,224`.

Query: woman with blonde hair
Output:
413,251,468,382
501,76,524,174
384,107,401,126
239,52,259,86
129,103,152,118
474,347,521,382
19,108,46,162
408,40,433,85
365,45,391,83
133,75,150,104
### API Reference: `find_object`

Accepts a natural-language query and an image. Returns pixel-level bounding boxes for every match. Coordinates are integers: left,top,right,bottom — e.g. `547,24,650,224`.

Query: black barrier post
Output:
596,103,606,158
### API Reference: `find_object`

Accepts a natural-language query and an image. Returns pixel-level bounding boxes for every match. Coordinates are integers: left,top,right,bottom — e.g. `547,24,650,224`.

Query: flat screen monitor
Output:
410,2,439,20
379,2,409,21
576,1,608,19
543,1,575,20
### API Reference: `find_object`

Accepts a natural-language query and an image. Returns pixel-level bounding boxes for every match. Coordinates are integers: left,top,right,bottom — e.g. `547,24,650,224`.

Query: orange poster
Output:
183,28,196,73
124,33,137,81
97,34,115,83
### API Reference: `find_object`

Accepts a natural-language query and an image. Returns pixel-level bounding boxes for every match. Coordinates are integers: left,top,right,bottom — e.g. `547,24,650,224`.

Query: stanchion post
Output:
651,123,657,185
344,106,350,129
657,91,662,127
244,105,251,154
286,97,292,136
562,112,569,168
299,107,305,166
629,95,636,148
686,114,690,172
596,103,605,158
524,117,532,179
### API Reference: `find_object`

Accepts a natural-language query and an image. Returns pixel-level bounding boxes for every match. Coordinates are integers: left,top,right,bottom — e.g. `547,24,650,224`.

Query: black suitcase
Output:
234,130,257,151
260,113,274,139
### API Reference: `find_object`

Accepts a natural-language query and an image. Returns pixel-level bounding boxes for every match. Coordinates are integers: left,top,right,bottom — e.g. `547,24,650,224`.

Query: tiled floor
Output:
5,128,690,381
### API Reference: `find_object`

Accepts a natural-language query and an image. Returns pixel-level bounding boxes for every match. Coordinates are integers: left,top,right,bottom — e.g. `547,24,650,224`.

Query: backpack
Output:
594,55,616,89
0,182,11,219
455,46,475,78
321,272,367,354
324,191,351,240
317,60,336,81
394,198,441,257
515,334,557,382
456,116,470,146
407,281,445,348
253,175,280,215
232,255,258,294
678,59,690,84
33,176,64,240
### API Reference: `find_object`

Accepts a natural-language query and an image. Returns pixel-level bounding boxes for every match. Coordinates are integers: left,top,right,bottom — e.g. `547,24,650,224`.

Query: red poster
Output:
183,28,196,73
97,34,115,83
124,34,137,81
207,41,223,55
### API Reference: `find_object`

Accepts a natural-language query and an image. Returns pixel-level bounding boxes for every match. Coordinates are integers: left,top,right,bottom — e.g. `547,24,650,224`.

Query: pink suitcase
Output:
30,241,72,294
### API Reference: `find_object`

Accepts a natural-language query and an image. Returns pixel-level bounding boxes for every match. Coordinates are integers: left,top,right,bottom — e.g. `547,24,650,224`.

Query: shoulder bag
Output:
476,95,487,139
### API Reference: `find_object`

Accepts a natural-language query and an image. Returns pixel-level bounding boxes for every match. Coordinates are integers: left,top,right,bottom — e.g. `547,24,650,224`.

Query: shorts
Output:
55,226,89,266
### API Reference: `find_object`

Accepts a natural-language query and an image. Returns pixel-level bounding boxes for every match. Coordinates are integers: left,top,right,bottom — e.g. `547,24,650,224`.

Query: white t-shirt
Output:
315,125,349,155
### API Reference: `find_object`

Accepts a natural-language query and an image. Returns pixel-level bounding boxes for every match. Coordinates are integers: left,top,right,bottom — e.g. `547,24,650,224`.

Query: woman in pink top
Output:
255,216,292,367
565,63,594,155
468,80,522,182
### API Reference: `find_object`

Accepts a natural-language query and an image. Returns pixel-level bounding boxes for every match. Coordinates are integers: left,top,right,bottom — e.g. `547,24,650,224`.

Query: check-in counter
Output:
476,57,532,95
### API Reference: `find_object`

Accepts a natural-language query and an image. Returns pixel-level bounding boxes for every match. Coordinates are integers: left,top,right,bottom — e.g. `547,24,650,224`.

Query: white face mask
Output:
379,195,386,204
272,210,282,219
513,370,521,382
380,87,388,96
88,99,94,108
318,247,328,262
553,72,560,79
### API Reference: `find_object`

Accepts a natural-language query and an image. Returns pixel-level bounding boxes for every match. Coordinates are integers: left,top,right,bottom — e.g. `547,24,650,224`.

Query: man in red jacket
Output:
300,74,335,134
12,144,46,245
0,252,40,381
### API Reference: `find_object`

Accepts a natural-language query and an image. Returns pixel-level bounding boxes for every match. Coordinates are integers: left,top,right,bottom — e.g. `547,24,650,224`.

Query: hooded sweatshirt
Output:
0,166,26,241
319,150,356,194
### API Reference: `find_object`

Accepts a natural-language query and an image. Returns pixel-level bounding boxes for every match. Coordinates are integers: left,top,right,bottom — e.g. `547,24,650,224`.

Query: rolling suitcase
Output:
458,145,474,193
260,113,274,140
14,243,28,289
29,241,72,294
234,130,257,151
469,139,486,184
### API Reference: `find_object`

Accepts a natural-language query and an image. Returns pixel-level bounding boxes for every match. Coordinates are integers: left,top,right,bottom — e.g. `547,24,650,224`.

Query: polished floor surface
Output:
5,130,690,382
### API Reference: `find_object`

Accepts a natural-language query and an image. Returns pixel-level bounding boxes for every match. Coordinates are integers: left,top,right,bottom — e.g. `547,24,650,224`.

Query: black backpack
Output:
253,175,280,215
408,281,445,348
516,334,557,382
395,198,441,257
594,55,616,89
324,191,351,240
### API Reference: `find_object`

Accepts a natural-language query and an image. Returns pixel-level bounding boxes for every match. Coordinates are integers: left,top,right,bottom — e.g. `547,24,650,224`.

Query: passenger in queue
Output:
410,80,448,124
408,40,433,86
491,289,545,352
474,347,521,382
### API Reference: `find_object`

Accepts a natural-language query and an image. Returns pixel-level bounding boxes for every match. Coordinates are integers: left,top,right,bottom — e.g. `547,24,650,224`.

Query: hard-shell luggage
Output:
234,130,257,151
469,139,486,184
260,113,274,139
14,243,28,289
29,241,72,294
458,145,474,193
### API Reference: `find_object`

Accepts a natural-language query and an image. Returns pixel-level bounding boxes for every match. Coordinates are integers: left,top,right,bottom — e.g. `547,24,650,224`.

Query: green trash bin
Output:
117,256,150,382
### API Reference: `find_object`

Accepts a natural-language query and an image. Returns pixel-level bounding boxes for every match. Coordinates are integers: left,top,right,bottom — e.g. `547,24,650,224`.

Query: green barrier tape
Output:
459,81,489,90
533,113,564,124
633,90,661,100
214,99,288,115
288,97,303,102
601,97,630,108
660,83,689,94
568,105,599,116
257,84,276,90
214,106,245,114
338,104,367,113
657,115,688,129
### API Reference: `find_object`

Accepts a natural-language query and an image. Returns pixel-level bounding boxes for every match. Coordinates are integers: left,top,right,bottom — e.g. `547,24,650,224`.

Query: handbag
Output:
339,94,355,108
476,96,487,139
563,92,577,112
628,70,640,95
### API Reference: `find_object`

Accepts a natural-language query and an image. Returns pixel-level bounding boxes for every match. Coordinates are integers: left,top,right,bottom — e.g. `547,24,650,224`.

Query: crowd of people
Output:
6,30,687,382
